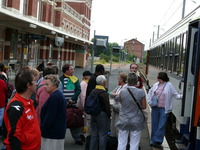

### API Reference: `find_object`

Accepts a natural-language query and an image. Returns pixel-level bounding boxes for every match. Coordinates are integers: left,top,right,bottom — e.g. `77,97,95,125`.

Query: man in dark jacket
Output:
86,64,105,98
85,64,105,138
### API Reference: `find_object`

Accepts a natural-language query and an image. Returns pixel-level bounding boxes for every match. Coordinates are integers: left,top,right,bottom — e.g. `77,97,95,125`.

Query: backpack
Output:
84,90,105,115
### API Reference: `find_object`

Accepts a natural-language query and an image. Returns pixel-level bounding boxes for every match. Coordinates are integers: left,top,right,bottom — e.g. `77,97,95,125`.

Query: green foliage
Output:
99,59,106,64
113,56,119,62
127,53,136,62
99,53,110,62
143,51,147,64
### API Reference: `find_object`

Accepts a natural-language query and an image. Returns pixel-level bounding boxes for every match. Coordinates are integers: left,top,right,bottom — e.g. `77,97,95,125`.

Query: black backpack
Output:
84,90,105,115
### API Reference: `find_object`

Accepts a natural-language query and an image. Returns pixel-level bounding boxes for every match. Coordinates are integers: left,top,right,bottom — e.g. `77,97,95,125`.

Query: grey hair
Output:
96,75,107,85
44,74,60,88
127,73,138,86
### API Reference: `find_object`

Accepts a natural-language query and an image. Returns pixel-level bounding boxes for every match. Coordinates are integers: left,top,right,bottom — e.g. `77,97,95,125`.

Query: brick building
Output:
0,0,92,70
124,38,144,62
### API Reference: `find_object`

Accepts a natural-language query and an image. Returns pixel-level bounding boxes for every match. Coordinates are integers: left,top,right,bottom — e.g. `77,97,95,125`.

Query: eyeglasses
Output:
131,67,138,69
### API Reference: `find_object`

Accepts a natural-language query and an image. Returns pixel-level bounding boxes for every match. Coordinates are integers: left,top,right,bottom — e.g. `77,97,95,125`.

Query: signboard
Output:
28,34,46,40
94,35,109,50
112,46,121,53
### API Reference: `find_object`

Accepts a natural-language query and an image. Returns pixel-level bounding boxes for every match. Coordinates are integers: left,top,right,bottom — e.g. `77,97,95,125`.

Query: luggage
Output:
85,135,118,150
106,136,118,150
66,107,84,128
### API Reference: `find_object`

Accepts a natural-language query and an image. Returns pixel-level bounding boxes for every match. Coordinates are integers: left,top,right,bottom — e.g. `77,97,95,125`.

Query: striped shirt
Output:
63,77,75,101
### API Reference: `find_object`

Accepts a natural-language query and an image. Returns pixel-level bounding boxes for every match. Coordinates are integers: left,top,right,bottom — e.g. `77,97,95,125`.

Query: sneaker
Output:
153,143,163,149
80,134,85,142
75,141,83,145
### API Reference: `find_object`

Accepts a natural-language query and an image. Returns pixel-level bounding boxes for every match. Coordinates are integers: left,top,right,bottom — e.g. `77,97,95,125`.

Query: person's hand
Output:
68,99,74,104
113,93,119,97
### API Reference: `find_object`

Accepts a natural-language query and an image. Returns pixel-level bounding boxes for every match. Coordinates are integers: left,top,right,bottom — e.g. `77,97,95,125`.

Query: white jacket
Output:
147,82,182,113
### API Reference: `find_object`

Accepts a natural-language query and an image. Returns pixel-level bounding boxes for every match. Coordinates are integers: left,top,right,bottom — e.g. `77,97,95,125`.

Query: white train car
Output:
148,5,200,150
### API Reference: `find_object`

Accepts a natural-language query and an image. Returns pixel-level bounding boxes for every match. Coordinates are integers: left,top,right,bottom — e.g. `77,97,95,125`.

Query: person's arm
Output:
79,81,87,107
100,92,111,118
141,98,147,109
110,86,119,98
71,79,81,103
6,101,24,150
169,83,182,99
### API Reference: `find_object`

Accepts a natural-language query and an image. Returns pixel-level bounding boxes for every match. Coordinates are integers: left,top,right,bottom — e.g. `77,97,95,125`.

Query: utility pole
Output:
182,0,186,19
157,25,160,39
91,30,96,73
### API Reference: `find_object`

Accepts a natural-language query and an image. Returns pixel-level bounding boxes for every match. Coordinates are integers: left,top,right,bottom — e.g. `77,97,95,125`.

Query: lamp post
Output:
119,39,127,72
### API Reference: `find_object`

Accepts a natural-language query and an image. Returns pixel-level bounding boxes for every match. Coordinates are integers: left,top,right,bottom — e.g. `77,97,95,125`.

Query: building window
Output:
23,0,28,15
2,0,8,7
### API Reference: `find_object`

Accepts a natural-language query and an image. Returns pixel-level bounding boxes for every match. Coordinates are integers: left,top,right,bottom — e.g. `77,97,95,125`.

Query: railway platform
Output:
0,63,173,150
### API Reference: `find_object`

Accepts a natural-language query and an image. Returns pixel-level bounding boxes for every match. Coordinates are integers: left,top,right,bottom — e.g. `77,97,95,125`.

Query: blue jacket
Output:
41,90,66,139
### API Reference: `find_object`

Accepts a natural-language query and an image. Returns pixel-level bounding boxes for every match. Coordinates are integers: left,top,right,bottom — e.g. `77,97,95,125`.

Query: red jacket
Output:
3,93,41,150
0,79,7,108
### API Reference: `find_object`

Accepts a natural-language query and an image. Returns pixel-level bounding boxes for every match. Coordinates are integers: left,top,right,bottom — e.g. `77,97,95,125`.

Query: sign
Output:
94,35,109,50
28,34,46,40
112,46,121,53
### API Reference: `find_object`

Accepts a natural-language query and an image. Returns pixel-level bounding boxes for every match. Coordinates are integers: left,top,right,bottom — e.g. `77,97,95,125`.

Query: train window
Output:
174,36,181,74
165,42,169,71
180,33,187,77
168,39,174,73
191,32,198,75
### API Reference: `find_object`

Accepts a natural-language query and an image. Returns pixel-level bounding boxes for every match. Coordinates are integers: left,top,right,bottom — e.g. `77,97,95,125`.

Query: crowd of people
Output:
0,62,182,150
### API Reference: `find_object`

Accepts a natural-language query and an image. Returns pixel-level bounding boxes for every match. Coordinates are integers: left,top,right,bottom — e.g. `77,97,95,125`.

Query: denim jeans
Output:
69,127,81,142
150,107,169,144
89,111,110,150
0,108,5,126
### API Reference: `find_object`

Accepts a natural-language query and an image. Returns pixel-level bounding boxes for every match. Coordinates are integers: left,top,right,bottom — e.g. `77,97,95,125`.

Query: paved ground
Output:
1,63,152,150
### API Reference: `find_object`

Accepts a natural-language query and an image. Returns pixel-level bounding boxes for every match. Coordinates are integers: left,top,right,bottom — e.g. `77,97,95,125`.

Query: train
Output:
147,5,200,150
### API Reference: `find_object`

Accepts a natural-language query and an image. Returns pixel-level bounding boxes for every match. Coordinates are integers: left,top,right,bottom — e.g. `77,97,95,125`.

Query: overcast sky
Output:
89,0,200,50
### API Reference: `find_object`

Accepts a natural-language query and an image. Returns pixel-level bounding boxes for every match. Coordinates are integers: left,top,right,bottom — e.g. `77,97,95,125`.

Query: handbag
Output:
66,106,84,128
127,88,145,119
151,96,158,107
151,83,166,107
112,102,121,113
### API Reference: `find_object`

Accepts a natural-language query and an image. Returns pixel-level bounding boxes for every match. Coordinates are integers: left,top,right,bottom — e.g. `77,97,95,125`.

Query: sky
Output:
89,0,200,50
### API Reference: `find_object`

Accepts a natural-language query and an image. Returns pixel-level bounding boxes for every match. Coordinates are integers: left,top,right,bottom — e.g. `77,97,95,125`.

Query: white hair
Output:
96,75,107,85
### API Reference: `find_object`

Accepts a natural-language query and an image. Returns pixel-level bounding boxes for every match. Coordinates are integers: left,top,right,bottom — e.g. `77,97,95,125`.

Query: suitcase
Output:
66,107,84,128
106,136,118,150
85,135,118,150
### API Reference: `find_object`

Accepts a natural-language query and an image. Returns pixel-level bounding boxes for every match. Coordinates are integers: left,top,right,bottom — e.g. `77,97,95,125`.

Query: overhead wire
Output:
163,2,183,26
158,0,176,25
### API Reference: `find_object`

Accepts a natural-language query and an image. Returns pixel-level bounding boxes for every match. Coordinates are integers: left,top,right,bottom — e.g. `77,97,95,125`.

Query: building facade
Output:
124,38,144,62
0,0,92,71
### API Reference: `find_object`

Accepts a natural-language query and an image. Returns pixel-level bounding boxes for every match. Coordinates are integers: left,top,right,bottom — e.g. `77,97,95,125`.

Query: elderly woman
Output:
147,72,182,149
40,75,66,150
116,73,146,150
110,72,127,137
89,75,111,150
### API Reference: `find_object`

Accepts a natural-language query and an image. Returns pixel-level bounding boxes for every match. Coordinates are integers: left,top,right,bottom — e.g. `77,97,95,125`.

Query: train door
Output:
191,21,200,149
182,22,198,118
